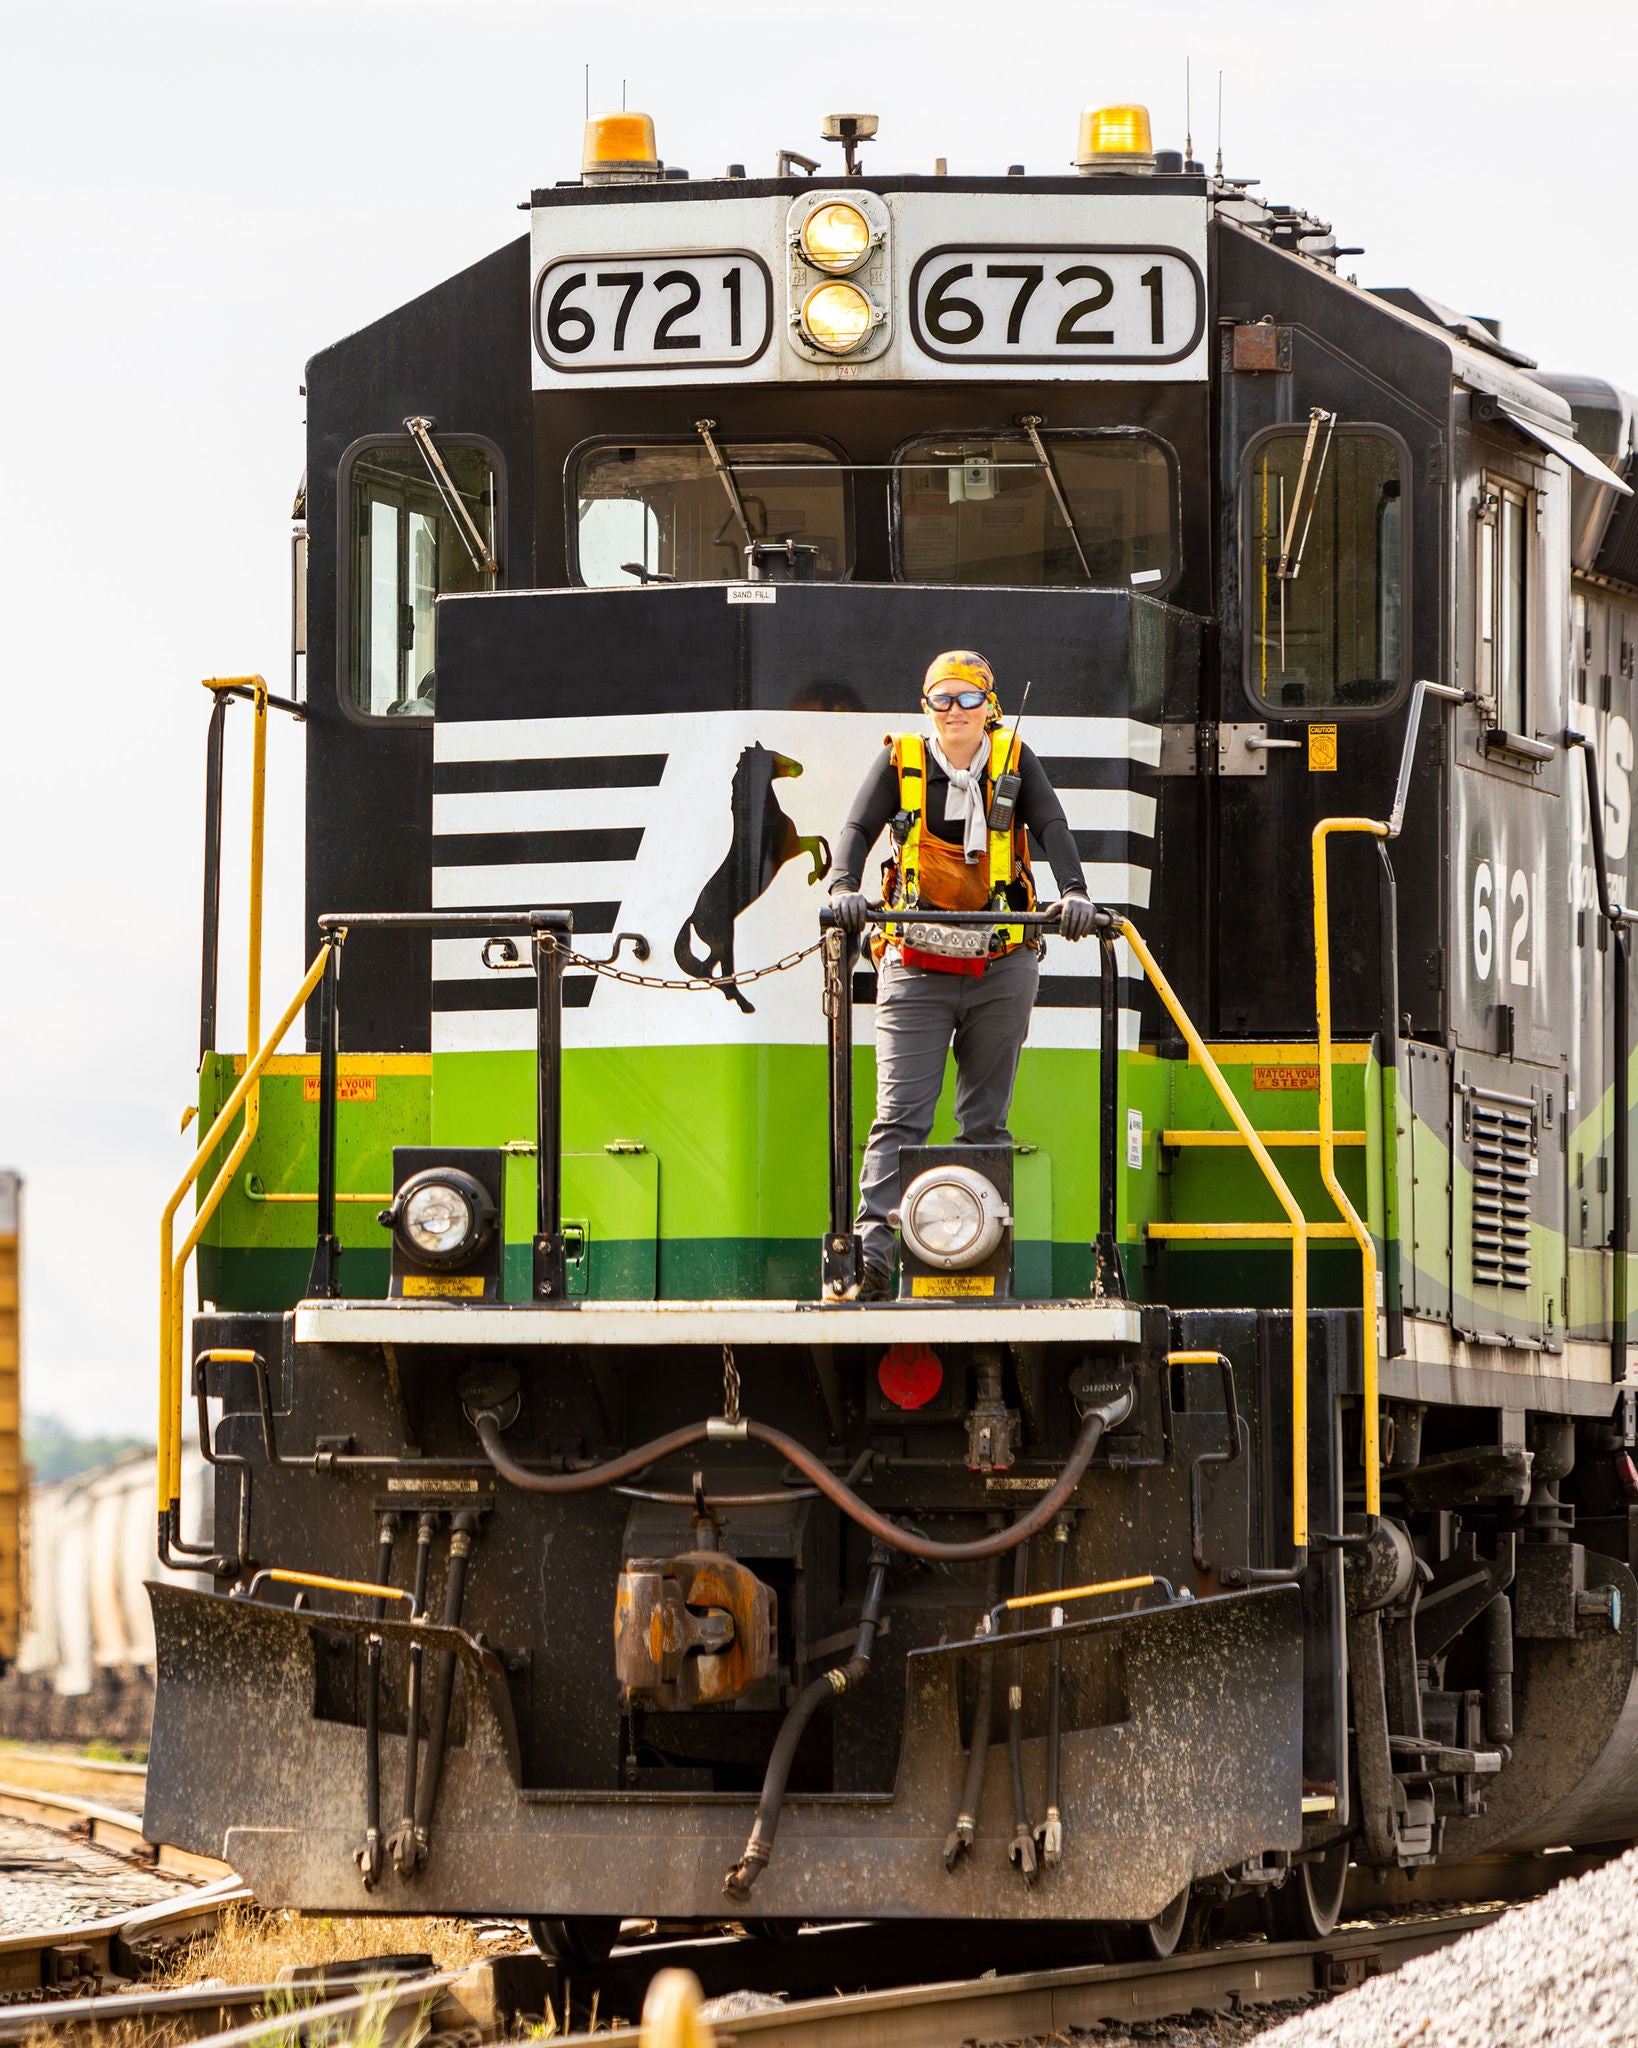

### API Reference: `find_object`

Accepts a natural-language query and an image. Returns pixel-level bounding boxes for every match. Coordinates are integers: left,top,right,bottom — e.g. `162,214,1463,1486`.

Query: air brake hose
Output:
473,1388,1131,1565
411,1511,479,1863
724,1546,891,1902
945,1549,1004,1870
1006,1533,1037,1882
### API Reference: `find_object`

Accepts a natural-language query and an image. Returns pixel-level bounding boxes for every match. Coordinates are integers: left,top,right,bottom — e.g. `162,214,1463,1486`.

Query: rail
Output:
158,947,331,1563
1302,679,1471,1520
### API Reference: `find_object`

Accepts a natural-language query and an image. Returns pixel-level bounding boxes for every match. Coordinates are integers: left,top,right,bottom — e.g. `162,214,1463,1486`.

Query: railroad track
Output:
0,1905,1521,2048
0,1756,1616,2048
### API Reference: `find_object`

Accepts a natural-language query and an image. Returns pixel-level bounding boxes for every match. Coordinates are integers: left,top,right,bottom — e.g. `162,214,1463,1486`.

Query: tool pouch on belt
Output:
897,831,996,975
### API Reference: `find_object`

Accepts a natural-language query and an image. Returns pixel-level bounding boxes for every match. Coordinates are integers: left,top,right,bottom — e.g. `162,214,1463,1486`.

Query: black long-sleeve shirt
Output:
831,739,1087,897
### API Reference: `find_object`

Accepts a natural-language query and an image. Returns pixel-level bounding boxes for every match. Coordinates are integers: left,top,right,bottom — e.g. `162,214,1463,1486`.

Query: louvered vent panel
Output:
1468,1090,1535,1293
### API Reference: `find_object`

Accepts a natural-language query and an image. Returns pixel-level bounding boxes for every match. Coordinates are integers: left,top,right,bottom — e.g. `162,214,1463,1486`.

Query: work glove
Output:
1053,892,1098,942
829,890,871,937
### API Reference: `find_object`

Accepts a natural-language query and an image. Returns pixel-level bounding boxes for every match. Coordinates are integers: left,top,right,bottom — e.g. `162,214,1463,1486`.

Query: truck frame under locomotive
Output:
149,99,1638,1956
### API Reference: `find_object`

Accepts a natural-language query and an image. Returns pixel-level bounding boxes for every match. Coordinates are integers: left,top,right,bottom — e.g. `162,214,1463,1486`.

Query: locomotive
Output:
147,98,1638,1957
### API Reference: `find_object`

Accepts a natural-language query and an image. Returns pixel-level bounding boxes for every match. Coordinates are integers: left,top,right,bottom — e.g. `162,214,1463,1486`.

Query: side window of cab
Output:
340,434,502,719
1241,423,1408,715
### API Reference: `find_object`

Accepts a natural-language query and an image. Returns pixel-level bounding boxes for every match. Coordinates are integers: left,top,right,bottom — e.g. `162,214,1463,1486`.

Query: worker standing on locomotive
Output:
826,652,1098,1299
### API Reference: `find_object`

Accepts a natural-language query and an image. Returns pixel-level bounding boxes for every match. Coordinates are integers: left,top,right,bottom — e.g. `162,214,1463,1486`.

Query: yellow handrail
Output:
1312,819,1386,1517
1116,919,1313,1549
158,947,330,1524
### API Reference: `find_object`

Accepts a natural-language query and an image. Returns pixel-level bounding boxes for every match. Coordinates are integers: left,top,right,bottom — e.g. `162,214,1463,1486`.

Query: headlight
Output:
800,200,872,274
387,1168,495,1266
894,1164,1010,1271
800,280,874,354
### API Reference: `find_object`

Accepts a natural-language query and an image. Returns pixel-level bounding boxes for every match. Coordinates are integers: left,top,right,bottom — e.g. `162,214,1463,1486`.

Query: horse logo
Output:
674,745,831,1013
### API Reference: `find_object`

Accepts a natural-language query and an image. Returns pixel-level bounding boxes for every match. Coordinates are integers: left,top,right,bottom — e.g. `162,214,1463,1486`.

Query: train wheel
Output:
741,1920,801,1943
527,1916,622,1965
1267,1839,1350,1942
1107,1886,1190,1961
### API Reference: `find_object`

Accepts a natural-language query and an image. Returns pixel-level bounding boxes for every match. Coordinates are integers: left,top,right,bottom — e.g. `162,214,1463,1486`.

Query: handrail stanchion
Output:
819,909,861,1298
532,910,572,1302
308,936,344,1299
1095,930,1126,1298
1313,819,1388,1519
199,691,230,1063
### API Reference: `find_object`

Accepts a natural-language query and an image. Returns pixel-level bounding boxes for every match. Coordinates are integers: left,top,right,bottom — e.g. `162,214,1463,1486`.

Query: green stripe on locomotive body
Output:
195,1035,1403,1316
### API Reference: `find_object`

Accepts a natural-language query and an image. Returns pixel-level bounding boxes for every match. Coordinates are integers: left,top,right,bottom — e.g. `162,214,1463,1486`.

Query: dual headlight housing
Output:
786,190,891,363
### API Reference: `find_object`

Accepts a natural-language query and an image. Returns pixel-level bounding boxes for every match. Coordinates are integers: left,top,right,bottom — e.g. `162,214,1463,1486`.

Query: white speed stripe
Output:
432,862,640,907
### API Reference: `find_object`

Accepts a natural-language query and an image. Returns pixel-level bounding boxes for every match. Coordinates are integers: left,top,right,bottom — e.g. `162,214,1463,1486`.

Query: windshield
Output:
575,440,849,586
896,432,1173,589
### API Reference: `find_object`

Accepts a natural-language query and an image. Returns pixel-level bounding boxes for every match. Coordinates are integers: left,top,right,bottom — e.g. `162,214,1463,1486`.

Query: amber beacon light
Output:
1075,102,1155,171
583,111,662,185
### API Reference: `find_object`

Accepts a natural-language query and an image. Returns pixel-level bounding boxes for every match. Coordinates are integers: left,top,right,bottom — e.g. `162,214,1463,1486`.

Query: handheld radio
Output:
985,680,1032,834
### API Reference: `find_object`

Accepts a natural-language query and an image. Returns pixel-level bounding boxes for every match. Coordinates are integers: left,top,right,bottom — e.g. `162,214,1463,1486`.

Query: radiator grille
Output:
1467,1089,1536,1292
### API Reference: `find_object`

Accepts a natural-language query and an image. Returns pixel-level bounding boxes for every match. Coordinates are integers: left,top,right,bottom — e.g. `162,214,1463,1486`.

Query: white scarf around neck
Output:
926,733,990,865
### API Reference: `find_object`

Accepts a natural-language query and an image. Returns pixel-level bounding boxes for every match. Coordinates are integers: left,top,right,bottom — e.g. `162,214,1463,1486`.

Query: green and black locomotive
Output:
149,97,1638,1953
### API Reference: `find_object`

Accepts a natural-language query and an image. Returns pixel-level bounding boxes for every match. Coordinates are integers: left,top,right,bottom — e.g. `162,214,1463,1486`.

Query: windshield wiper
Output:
1019,415,1093,582
1276,407,1337,582
404,416,499,576
695,417,756,553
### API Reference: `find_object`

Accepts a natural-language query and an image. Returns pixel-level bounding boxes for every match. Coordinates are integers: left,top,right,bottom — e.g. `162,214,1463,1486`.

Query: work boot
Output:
822,1261,894,1303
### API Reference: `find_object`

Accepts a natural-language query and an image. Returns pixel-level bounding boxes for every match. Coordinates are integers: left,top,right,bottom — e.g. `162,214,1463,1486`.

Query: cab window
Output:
894,432,1174,589
1477,477,1531,735
574,441,849,585
345,440,500,718
1243,426,1405,713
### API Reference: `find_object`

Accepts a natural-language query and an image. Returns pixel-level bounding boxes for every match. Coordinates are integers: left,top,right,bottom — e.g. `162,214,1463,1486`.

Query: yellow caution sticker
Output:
303,1075,377,1103
911,1273,996,1298
1307,723,1338,772
401,1272,485,1298
1253,1064,1322,1091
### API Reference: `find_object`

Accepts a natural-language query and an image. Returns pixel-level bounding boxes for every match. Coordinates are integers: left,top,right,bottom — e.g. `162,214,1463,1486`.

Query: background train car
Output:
0,1173,19,1676
0,1446,210,1745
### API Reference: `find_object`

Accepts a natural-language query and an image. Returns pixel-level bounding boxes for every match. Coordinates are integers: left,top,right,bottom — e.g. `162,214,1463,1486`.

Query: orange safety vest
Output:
877,729,1036,966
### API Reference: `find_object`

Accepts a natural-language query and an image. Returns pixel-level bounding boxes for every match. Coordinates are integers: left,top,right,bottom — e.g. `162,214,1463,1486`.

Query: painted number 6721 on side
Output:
907,244,1205,367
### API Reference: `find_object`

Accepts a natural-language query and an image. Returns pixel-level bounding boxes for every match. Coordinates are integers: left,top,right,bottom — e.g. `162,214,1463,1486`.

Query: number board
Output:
907,245,1204,367
533,252,773,373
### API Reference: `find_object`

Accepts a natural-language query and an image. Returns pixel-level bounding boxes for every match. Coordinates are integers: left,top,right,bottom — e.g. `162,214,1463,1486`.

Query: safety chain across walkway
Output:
559,939,825,995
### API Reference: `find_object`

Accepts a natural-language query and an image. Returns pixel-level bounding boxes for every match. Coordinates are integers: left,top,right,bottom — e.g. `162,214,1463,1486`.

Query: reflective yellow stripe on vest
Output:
885,729,1028,953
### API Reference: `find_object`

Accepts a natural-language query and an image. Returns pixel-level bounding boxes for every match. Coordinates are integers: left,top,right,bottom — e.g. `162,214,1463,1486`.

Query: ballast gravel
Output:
1258,1848,1638,2047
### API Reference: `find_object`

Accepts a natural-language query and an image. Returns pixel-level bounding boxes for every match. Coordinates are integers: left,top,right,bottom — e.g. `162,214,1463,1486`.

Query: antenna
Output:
622,78,627,111
1185,57,1193,165
584,63,590,121
1215,70,1224,178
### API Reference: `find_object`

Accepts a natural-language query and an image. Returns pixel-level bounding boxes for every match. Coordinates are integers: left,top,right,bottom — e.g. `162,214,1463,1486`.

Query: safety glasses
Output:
924,688,990,712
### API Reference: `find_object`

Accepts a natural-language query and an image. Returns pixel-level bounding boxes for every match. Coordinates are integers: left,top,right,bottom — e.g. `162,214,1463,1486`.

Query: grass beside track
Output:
156,1901,533,1987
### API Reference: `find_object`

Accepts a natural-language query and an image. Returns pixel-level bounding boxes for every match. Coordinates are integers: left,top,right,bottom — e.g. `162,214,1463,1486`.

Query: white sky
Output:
3,0,1635,1434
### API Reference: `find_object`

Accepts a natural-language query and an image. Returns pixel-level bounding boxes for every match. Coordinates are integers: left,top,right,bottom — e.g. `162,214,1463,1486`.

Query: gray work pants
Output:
854,943,1041,1273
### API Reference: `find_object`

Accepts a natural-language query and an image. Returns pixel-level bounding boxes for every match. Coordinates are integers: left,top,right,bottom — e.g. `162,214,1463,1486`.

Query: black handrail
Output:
1564,732,1632,1378
816,902,1116,1298
198,687,306,1063
308,908,575,1303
